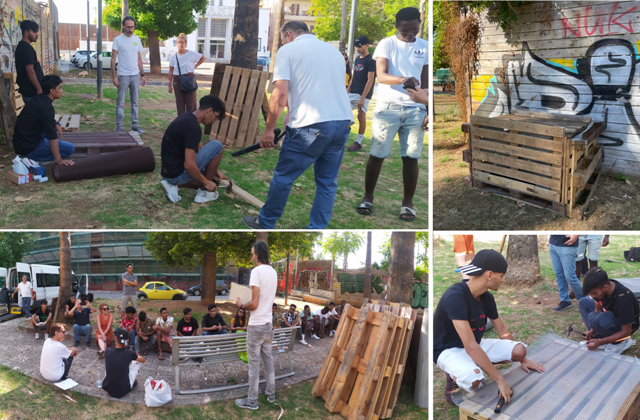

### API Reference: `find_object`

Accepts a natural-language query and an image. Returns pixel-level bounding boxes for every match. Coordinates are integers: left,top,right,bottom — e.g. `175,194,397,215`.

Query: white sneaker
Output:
300,339,308,345
35,333,39,339
605,338,636,354
194,188,219,203
160,180,182,203
329,330,335,337
311,334,320,340
45,333,49,339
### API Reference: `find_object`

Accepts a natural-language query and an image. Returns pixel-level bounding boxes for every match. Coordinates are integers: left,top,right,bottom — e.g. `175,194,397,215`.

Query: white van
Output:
6,263,88,311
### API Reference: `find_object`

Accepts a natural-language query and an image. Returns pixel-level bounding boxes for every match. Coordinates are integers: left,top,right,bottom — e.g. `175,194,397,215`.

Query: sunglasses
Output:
102,308,109,311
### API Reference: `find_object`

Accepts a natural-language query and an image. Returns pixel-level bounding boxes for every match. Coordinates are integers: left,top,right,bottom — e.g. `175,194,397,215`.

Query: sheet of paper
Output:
55,378,78,390
229,283,252,305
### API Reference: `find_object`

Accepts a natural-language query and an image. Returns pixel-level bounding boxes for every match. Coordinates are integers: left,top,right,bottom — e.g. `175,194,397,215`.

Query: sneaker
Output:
194,188,219,203
347,142,362,152
605,338,636,354
160,180,182,203
267,394,276,403
242,215,265,229
553,301,573,312
235,398,259,410
97,351,104,359
74,341,80,347
35,333,40,339
44,333,49,339
116,128,124,132
131,127,145,134
329,331,334,338
86,342,91,347
311,334,320,340
300,339,308,345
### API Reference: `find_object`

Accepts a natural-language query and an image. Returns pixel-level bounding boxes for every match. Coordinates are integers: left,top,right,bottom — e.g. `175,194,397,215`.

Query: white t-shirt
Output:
248,264,278,326
40,339,72,382
373,35,429,106
272,34,353,128
169,50,202,75
112,34,143,76
17,281,32,298
155,316,174,336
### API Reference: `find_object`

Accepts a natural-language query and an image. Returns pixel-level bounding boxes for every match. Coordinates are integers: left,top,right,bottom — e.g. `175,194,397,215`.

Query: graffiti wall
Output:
293,260,333,292
471,1,640,175
1,0,58,74
412,281,427,310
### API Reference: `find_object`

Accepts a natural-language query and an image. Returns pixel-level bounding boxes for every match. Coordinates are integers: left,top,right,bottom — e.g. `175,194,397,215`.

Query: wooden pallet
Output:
3,72,24,116
63,131,143,158
54,114,81,132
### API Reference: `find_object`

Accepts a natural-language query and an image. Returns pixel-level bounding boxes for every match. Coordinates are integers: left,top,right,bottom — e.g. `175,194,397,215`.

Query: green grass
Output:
0,84,428,229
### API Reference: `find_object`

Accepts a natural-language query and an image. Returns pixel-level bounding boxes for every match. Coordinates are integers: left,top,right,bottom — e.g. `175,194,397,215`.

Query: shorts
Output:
163,140,223,185
453,235,475,254
348,93,371,113
436,338,524,392
370,102,426,159
577,235,603,262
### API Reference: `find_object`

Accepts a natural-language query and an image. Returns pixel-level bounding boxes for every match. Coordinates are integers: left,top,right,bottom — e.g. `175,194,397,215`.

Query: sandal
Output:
143,350,149,356
399,206,416,222
356,201,373,215
158,354,165,360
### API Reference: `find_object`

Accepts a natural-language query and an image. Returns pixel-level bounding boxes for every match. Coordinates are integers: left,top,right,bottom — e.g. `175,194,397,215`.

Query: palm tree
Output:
321,232,365,269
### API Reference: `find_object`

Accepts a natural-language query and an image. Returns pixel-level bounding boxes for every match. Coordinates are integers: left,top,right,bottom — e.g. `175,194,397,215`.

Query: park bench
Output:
171,326,300,394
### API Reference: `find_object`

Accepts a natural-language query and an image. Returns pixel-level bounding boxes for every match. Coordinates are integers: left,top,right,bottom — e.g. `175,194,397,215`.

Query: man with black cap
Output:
433,250,545,406
101,327,146,398
347,35,376,152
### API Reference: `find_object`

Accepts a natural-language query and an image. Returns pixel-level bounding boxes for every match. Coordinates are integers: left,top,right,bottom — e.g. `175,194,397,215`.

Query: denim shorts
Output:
370,102,426,159
163,140,223,185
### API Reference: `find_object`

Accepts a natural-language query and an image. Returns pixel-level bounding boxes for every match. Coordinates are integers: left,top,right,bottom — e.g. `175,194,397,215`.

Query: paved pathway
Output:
0,317,332,406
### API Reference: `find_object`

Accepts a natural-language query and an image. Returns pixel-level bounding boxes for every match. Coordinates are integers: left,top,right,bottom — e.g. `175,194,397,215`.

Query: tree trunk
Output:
256,232,268,245
417,0,427,39
56,232,73,323
230,0,259,69
202,251,217,306
388,232,415,305
364,231,372,300
505,235,541,285
122,0,129,19
147,30,161,75
270,0,285,64
339,0,348,52
343,252,348,270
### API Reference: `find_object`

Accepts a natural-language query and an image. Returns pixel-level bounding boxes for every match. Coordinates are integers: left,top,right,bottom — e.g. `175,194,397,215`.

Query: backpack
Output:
624,247,640,262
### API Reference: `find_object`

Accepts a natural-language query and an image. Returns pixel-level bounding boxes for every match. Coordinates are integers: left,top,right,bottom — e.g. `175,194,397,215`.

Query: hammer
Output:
566,323,587,338
231,128,285,157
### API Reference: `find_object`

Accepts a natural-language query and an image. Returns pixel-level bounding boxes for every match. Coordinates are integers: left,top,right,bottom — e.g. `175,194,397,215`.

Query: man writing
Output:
102,327,146,398
242,21,353,229
160,95,227,204
15,20,44,103
40,323,77,382
578,267,639,353
433,250,545,406
347,36,377,152
235,241,278,410
121,263,138,317
13,75,74,165
31,299,52,340
112,16,146,133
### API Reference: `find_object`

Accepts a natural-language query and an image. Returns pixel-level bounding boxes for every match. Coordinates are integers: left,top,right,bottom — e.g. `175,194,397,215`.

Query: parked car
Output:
186,280,229,296
77,51,117,71
257,56,270,71
71,50,94,65
137,282,187,300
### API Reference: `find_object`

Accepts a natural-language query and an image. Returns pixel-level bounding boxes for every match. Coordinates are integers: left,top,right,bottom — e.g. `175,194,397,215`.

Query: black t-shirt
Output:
549,235,578,247
160,112,202,178
73,307,91,326
177,317,199,336
65,299,76,311
15,40,44,97
433,281,500,363
600,280,640,333
202,313,227,329
34,307,50,323
102,347,139,398
350,54,376,99
13,94,60,156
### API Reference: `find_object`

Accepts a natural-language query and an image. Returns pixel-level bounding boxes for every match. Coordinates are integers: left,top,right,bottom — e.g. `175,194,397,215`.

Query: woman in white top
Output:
168,33,206,115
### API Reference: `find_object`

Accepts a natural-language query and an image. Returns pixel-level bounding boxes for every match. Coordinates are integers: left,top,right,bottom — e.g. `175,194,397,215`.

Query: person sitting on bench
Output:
152,307,173,360
579,267,639,353
13,75,75,166
32,299,52,340
433,250,545,406
177,307,199,337
159,95,227,204
40,323,77,382
202,304,227,335
101,327,146,398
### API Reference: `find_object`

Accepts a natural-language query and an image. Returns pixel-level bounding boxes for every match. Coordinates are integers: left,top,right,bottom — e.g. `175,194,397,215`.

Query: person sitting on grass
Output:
64,295,77,321
96,303,114,359
134,311,157,356
72,298,96,347
101,327,146,399
578,267,640,353
327,302,340,337
120,306,138,349
177,307,199,337
32,299,52,340
230,307,247,333
202,304,228,335
299,305,316,344
152,307,174,360
433,250,545,406
40,323,77,382
159,95,227,204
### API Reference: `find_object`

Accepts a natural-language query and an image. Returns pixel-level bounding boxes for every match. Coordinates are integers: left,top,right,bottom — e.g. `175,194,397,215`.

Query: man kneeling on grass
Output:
433,250,545,406
102,327,146,398
578,267,639,353
160,95,227,204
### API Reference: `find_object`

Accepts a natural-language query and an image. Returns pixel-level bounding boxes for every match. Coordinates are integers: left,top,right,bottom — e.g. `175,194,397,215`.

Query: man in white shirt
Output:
242,20,353,230
40,323,78,382
356,7,428,223
12,275,33,318
236,241,278,410
112,16,146,133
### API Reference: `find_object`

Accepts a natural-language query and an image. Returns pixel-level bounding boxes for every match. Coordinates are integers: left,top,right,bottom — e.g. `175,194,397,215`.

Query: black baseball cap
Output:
355,36,370,47
460,250,508,276
115,327,129,344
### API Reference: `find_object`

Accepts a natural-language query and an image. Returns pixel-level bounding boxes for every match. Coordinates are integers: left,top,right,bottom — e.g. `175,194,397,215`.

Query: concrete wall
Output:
472,1,640,176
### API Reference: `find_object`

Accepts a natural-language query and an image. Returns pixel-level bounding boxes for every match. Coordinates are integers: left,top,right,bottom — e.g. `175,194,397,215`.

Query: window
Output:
210,19,227,38
155,284,171,291
219,0,223,5
198,18,207,38
210,40,225,59
144,283,154,290
197,39,205,55
44,273,60,287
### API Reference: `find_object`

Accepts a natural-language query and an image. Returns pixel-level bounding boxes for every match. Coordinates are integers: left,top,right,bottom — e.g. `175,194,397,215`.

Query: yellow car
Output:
137,282,187,301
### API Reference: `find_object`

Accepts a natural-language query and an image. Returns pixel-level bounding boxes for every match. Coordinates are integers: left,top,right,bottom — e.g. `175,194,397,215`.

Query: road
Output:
91,291,230,302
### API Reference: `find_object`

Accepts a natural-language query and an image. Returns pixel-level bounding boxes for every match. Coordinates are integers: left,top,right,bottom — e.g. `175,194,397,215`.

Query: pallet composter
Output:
312,301,417,420
462,110,604,219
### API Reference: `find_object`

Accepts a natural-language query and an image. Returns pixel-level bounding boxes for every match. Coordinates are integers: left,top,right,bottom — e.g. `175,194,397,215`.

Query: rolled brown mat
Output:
52,146,156,182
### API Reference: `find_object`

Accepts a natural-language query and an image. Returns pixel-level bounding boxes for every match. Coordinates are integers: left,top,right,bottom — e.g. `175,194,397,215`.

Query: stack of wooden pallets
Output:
3,72,24,116
312,301,417,420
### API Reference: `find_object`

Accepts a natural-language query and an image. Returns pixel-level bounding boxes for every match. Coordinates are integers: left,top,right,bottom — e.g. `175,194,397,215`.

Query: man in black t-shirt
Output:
14,20,44,103
64,296,77,321
160,95,226,204
72,299,96,347
102,327,146,398
31,299,52,339
347,36,376,152
579,267,640,353
434,250,545,406
202,304,228,335
177,307,199,336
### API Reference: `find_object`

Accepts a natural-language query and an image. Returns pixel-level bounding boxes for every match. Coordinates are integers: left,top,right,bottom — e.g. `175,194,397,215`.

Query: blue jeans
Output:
21,297,31,318
134,333,158,352
203,329,228,335
258,120,351,229
549,243,583,303
370,102,426,159
163,140,223,185
73,324,92,343
579,297,621,338
25,137,75,162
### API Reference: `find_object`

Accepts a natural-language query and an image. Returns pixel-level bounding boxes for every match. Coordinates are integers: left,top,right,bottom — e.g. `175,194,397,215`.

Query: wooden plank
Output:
472,150,562,178
205,63,228,135
245,72,271,149
228,68,251,148
572,146,602,192
513,109,591,124
209,66,233,142
68,115,81,132
59,115,70,129
218,67,242,145
234,69,259,148
614,381,640,420
472,126,563,152
219,179,264,209
474,162,561,190
471,115,566,138
571,169,602,220
472,138,563,166
473,170,561,202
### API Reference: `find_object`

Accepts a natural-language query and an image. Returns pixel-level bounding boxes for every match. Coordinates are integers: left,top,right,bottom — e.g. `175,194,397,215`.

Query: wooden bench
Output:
171,326,300,394
55,114,81,132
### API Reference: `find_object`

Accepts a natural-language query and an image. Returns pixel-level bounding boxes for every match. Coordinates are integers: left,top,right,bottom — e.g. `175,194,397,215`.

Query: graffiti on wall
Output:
296,270,330,291
560,3,637,39
336,273,386,295
0,8,22,72
412,282,427,310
